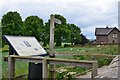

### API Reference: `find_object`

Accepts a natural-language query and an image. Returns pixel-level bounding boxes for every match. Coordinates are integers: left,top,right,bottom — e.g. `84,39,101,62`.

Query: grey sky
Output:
0,0,119,39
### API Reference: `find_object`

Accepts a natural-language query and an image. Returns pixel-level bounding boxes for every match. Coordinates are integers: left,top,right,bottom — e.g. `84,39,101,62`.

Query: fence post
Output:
91,61,98,79
8,55,15,80
42,58,48,79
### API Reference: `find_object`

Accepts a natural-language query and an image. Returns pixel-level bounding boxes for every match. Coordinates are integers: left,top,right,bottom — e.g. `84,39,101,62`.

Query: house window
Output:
113,33,117,38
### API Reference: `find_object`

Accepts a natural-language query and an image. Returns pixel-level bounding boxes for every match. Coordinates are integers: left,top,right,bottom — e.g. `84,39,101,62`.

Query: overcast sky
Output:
0,0,119,39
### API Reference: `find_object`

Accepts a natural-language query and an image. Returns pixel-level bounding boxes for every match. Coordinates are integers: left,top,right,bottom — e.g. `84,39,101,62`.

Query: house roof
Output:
95,27,120,36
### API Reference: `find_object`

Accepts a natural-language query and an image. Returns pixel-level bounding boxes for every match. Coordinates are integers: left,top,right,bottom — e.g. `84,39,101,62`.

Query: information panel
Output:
4,35,47,56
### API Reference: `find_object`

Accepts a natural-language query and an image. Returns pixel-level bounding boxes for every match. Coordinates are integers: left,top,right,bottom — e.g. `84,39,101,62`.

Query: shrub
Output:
64,44,70,47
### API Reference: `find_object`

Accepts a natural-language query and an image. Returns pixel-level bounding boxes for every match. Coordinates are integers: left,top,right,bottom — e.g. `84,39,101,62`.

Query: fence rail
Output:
8,55,98,79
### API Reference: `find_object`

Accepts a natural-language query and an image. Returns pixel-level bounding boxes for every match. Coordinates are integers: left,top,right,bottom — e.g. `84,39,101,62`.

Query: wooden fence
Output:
8,55,98,80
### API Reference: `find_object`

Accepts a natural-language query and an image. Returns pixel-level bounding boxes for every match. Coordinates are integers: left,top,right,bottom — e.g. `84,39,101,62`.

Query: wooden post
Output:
49,14,55,80
42,59,48,79
8,56,15,80
91,61,98,79
50,14,55,52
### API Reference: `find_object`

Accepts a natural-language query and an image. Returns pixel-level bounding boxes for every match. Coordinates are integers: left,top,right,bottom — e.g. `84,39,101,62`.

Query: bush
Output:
98,59,112,67
64,44,70,47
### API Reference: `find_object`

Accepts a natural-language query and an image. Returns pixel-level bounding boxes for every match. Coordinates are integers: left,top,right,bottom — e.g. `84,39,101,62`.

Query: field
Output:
53,45,118,55
1,44,119,79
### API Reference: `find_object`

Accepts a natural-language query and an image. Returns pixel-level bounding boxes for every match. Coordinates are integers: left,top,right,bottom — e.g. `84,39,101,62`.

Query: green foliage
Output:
54,14,70,46
23,16,44,41
74,55,112,67
67,24,82,45
55,65,87,80
1,11,83,47
44,14,72,47
97,59,112,67
43,22,50,46
99,45,119,55
1,11,23,47
64,44,71,47
74,55,91,60
2,11,23,35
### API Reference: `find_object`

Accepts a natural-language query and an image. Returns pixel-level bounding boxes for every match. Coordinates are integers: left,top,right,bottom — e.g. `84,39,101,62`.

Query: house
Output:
95,27,120,44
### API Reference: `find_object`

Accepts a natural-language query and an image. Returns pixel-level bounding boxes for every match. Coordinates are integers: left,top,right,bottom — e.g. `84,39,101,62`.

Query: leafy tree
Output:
23,16,44,42
2,11,23,35
54,14,70,46
68,24,82,45
43,22,50,46
1,11,23,47
45,14,70,47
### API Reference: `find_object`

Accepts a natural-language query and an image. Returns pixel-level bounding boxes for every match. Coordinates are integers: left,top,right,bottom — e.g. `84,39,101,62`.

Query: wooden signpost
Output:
49,14,61,79
50,14,61,52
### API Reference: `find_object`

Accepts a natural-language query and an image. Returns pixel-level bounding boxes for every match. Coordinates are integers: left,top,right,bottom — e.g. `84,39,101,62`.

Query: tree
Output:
23,16,44,42
80,34,89,45
44,14,70,46
68,24,82,45
43,22,50,46
54,14,70,46
1,11,23,47
2,11,23,35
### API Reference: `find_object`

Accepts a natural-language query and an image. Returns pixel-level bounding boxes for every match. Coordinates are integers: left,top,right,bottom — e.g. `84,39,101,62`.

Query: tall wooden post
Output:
50,14,55,51
49,14,55,79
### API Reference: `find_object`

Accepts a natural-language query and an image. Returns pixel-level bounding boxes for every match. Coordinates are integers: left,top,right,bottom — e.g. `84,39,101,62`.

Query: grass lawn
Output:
53,45,118,55
1,44,119,79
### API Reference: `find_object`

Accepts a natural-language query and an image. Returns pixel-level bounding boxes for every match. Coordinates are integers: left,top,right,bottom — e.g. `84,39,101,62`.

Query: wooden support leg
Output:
42,59,48,80
8,56,15,80
49,53,55,80
91,61,98,79
49,64,55,80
